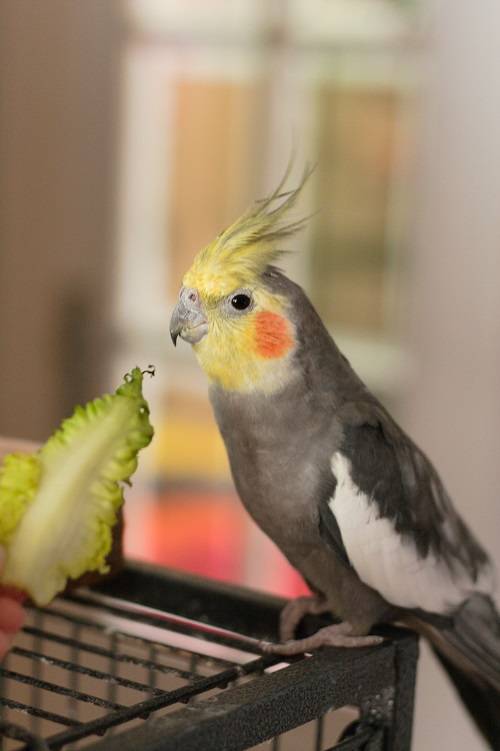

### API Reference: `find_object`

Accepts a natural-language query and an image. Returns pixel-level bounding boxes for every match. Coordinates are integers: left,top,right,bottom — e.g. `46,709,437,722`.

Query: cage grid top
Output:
0,562,418,751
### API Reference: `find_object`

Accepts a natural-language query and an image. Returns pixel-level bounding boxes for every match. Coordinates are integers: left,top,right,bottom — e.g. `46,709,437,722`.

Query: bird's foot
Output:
263,621,384,656
278,593,332,642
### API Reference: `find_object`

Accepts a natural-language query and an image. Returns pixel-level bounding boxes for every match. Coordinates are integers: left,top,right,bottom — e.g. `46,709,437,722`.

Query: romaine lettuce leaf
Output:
0,367,154,605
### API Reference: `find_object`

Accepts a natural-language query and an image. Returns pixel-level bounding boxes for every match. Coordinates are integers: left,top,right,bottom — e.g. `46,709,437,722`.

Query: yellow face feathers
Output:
191,290,296,393
171,169,311,393
183,168,310,298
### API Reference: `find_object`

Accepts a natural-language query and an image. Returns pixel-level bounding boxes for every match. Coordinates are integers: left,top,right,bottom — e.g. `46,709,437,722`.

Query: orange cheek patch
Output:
253,310,293,359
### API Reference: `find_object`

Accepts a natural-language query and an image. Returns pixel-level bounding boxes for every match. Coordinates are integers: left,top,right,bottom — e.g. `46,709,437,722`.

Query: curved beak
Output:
170,288,208,346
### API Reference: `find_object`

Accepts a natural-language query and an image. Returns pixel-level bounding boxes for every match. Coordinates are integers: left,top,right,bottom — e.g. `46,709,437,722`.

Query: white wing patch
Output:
329,453,493,614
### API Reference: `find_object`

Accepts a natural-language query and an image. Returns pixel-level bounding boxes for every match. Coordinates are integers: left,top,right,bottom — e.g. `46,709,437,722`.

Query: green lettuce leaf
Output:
0,367,154,605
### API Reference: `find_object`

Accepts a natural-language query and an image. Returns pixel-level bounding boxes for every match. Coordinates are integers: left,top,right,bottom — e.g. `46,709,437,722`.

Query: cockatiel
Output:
170,172,500,749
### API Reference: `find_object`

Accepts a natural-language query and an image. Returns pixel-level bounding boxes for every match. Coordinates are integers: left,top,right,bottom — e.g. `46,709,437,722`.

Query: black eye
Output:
231,293,251,311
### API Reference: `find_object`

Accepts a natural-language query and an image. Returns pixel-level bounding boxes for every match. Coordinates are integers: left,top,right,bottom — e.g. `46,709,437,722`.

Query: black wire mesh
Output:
0,562,418,751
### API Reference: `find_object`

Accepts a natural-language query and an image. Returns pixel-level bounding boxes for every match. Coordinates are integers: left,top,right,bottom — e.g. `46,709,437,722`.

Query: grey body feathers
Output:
209,270,499,748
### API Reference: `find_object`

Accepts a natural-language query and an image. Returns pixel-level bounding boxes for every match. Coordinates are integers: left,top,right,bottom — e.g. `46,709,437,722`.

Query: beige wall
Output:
405,1,500,748
0,0,121,439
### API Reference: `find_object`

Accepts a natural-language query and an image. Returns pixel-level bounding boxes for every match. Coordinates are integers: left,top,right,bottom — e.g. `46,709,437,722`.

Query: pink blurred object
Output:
124,487,311,598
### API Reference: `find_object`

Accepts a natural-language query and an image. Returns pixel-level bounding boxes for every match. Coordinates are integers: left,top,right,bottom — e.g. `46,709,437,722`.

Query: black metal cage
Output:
0,562,418,751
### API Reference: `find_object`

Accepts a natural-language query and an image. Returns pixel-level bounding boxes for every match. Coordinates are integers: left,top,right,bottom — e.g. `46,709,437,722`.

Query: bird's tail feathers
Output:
418,594,500,750
432,646,500,751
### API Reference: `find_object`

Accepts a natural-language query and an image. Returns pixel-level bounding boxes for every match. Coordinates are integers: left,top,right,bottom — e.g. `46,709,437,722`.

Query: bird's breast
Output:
211,387,332,553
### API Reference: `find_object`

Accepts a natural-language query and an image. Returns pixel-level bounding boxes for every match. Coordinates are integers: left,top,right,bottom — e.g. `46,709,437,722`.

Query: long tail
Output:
432,647,499,750
417,594,500,750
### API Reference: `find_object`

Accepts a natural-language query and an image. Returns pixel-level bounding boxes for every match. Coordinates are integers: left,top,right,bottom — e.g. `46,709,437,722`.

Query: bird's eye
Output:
230,293,251,311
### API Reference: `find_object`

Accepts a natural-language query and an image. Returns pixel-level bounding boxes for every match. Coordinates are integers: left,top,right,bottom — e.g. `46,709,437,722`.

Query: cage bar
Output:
0,562,418,751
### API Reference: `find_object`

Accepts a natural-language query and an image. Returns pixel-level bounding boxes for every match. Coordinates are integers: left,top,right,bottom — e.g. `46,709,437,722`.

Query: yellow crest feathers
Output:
183,165,312,297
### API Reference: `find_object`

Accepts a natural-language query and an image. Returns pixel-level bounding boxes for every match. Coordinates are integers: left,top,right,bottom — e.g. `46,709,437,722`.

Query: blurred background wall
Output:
0,1,122,436
0,1,498,749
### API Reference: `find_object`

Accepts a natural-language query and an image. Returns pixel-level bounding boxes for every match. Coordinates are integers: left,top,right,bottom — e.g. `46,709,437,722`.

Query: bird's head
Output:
170,171,309,393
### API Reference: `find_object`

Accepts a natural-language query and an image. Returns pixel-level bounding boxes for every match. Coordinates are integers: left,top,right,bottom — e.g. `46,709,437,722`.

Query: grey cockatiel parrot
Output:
169,174,500,749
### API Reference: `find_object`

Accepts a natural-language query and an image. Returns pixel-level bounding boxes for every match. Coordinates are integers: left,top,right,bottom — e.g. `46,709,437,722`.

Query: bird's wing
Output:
318,402,494,614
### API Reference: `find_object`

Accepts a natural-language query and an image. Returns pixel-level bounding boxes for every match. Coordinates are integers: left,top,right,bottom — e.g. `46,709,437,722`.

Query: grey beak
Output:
170,289,208,346
169,309,182,346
